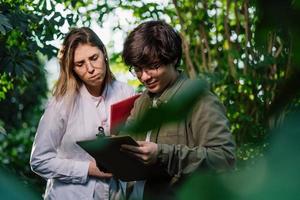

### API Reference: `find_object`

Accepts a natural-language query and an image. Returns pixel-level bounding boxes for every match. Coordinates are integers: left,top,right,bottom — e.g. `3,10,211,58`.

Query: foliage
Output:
0,72,13,101
1,0,300,197
113,0,300,166
0,166,40,199
166,0,272,145
177,109,300,199
110,53,141,88
0,0,116,194
0,0,86,193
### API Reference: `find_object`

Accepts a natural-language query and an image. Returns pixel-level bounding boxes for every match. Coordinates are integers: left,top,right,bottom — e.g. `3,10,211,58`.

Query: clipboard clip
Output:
96,126,105,137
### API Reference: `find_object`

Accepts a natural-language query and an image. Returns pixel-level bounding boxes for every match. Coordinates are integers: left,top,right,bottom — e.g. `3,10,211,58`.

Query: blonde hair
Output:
53,27,115,99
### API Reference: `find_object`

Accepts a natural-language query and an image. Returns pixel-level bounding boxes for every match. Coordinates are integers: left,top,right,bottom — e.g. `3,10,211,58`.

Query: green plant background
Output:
1,0,300,198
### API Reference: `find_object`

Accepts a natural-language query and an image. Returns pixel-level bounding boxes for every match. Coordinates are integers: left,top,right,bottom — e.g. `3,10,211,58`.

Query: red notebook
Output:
110,94,141,135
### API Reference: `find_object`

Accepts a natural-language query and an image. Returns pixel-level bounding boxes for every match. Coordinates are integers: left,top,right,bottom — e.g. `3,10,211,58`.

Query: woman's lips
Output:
89,74,100,80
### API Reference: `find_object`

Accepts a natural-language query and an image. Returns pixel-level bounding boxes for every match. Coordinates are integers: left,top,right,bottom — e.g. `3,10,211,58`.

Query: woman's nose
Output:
86,61,95,73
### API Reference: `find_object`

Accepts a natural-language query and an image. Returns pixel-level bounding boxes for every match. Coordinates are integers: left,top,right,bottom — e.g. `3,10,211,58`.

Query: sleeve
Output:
156,93,236,177
30,98,90,184
122,93,149,141
125,93,147,127
118,81,140,126
126,98,140,125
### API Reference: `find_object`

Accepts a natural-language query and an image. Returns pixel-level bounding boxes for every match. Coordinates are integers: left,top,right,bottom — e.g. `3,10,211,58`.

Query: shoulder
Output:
193,90,227,117
175,77,226,116
130,90,150,113
136,90,149,102
200,91,222,105
46,96,64,110
110,80,135,96
45,95,76,119
181,77,208,92
111,80,134,90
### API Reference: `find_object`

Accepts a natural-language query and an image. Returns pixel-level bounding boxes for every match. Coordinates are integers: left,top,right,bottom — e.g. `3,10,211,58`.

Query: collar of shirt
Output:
79,84,109,107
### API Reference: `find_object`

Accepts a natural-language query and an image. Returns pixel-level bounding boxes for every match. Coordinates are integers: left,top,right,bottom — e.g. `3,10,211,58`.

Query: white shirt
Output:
30,80,135,200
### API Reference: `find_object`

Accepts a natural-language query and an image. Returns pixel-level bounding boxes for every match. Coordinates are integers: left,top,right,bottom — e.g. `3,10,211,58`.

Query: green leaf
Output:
0,122,7,135
0,13,13,31
123,79,208,134
0,25,6,35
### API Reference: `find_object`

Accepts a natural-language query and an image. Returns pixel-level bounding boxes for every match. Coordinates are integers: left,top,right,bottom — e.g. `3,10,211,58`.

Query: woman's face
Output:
73,43,106,96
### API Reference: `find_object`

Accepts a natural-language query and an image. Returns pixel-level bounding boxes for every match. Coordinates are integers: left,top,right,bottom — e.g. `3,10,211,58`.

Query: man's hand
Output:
88,161,113,178
121,141,158,165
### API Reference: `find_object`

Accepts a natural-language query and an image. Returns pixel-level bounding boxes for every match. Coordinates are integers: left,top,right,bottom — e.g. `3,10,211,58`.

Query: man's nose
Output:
139,70,151,82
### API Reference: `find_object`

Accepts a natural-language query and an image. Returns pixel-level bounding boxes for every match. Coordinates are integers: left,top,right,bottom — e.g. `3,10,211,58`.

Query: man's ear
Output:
173,59,178,65
172,59,179,68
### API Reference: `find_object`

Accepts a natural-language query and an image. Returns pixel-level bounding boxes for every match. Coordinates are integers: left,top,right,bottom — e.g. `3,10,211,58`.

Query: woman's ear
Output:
57,45,65,60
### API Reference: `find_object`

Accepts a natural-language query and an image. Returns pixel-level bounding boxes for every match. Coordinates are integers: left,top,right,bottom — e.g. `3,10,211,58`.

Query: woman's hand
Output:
88,161,113,178
121,141,158,165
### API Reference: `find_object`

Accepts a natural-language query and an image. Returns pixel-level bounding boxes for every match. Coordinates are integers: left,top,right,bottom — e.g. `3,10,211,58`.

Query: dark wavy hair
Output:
122,20,182,69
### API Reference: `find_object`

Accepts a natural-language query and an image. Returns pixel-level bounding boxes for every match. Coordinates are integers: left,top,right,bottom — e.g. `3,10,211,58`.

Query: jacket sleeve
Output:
30,98,90,184
156,93,236,177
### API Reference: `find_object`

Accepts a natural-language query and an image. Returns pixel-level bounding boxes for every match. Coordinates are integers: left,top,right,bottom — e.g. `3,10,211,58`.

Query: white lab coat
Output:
30,80,135,200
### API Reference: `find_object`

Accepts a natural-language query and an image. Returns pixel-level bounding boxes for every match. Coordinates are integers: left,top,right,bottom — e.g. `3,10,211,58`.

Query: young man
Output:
121,20,235,199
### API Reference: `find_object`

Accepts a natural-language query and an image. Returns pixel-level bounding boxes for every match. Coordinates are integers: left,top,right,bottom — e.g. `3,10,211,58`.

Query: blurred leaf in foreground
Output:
123,78,208,134
0,167,39,200
177,109,300,200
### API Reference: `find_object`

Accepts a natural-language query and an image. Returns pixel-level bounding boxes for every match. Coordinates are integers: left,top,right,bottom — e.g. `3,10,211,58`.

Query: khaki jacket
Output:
127,74,235,199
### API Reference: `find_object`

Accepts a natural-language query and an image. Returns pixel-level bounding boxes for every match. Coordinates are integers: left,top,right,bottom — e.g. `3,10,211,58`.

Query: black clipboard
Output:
77,135,151,181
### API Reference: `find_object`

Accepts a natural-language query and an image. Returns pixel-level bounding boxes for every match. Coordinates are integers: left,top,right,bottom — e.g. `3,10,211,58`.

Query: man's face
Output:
135,64,178,94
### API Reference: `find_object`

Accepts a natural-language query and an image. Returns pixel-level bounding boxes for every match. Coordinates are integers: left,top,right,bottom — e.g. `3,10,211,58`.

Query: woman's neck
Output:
85,84,104,97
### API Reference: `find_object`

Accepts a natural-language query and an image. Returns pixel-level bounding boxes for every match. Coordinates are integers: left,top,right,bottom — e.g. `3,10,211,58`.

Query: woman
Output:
30,27,134,199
